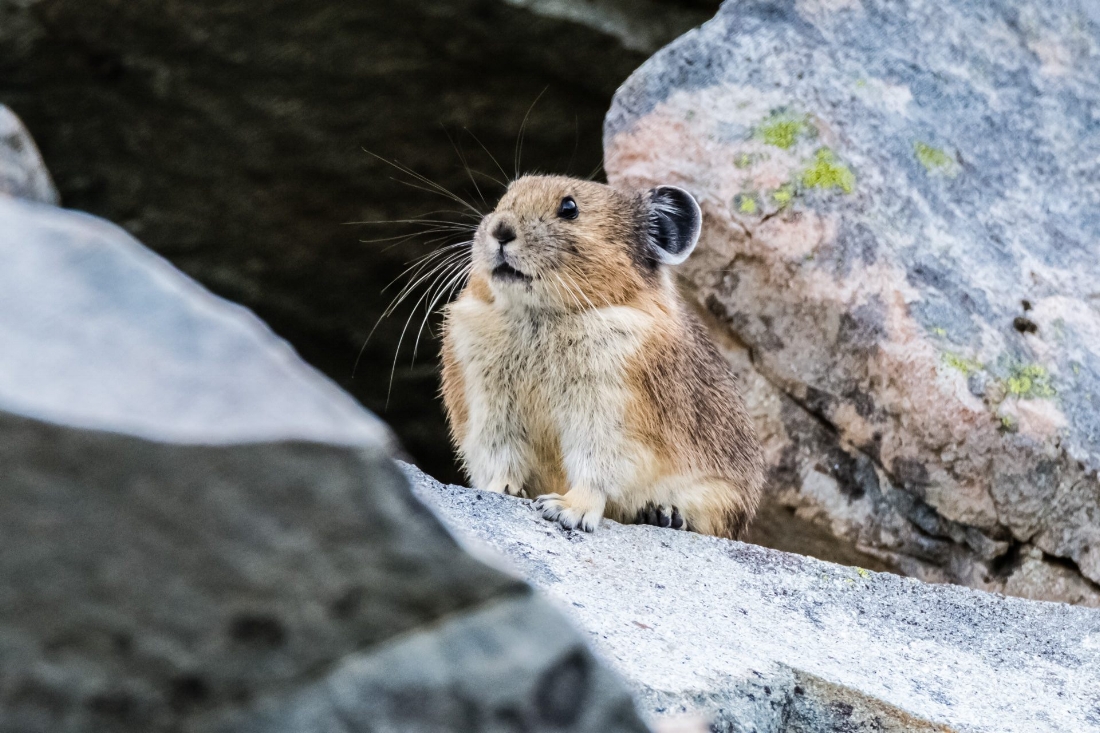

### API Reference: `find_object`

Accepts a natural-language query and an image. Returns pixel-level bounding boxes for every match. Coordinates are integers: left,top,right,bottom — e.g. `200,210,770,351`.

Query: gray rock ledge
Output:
408,464,1100,733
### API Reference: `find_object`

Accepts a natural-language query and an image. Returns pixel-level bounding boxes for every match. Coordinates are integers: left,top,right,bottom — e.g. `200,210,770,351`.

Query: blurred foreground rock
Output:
0,195,648,733
410,466,1100,733
605,0,1100,605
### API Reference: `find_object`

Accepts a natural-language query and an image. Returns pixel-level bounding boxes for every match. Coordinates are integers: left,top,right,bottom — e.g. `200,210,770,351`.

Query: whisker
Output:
412,261,472,362
352,245,471,380
358,227,472,246
386,176,484,219
566,113,580,176
585,159,604,182
443,124,490,212
351,151,486,384
462,127,510,187
379,231,467,255
384,249,470,317
345,216,477,228
363,149,484,217
423,261,473,342
561,266,610,328
381,241,472,295
552,272,584,313
387,256,471,405
515,87,548,179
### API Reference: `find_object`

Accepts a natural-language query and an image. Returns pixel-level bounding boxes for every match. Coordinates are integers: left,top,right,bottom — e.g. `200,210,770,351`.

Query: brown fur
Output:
622,299,764,538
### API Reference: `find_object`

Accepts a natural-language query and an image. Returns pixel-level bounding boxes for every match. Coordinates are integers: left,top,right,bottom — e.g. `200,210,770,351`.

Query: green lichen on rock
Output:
756,111,810,149
753,147,855,208
943,352,983,376
731,192,758,214
801,148,855,193
772,183,796,206
914,141,956,175
734,151,770,169
1004,364,1056,399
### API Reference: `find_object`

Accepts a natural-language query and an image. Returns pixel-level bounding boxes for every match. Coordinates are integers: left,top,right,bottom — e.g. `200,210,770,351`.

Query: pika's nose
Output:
492,221,516,247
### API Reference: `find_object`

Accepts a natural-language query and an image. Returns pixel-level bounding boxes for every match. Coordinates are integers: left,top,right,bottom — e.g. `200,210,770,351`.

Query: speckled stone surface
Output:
409,464,1100,732
604,0,1100,604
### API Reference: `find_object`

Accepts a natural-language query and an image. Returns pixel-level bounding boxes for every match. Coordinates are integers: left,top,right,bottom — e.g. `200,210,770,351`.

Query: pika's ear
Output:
646,185,701,265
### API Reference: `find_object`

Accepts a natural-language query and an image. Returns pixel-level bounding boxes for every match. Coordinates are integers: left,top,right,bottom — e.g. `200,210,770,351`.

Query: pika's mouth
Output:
491,261,533,283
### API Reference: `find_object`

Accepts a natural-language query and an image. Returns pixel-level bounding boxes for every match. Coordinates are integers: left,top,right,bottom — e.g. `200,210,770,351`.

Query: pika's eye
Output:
557,196,579,220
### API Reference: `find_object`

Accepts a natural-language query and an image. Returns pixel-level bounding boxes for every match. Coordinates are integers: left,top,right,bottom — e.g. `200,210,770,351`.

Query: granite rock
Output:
0,195,648,733
410,464,1100,733
605,0,1100,604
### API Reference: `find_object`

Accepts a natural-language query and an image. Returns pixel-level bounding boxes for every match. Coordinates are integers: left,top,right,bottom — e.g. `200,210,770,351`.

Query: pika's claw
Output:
636,503,687,530
534,492,603,533
483,478,527,498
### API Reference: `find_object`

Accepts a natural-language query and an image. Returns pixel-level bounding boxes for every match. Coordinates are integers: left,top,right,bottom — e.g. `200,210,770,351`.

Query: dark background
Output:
0,0,720,483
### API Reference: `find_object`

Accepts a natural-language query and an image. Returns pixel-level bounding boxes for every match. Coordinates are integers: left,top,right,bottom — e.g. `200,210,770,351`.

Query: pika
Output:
440,175,764,539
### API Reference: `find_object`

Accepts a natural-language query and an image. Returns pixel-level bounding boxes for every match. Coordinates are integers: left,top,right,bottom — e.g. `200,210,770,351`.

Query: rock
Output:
604,0,1100,605
0,196,649,733
408,465,1100,733
0,104,56,203
0,0,717,486
500,0,720,53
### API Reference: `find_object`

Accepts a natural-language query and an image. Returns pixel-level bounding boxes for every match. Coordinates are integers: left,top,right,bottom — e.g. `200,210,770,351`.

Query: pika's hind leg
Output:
635,503,688,530
668,477,756,539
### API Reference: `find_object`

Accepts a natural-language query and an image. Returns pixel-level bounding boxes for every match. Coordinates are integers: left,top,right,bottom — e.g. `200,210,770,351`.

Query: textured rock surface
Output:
409,465,1100,733
0,196,648,733
605,0,1100,604
0,104,56,203
0,0,717,485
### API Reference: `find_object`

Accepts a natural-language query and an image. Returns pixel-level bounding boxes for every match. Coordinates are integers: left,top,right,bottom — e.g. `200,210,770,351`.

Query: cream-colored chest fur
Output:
446,294,656,501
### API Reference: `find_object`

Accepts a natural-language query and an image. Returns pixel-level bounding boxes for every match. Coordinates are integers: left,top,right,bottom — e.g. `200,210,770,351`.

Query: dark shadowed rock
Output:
604,0,1100,605
409,464,1100,733
0,104,56,203
0,195,649,733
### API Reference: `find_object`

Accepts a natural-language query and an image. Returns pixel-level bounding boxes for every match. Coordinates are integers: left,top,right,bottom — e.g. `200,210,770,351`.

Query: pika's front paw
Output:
636,503,687,530
534,492,603,533
482,478,527,498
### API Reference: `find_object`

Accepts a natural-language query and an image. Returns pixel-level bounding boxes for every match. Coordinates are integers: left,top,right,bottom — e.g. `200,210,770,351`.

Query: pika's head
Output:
471,175,701,308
